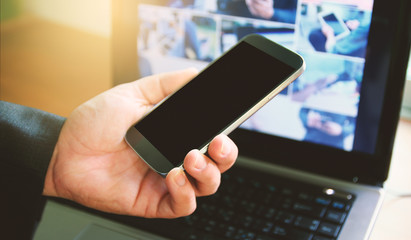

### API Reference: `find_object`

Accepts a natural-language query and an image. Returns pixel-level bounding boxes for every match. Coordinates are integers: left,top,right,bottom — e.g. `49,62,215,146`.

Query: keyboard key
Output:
331,201,345,210
236,215,254,228
294,215,320,231
293,202,326,218
224,226,238,239
253,205,267,218
235,176,246,184
204,219,217,232
271,225,313,240
331,199,351,211
280,197,294,209
251,179,262,188
344,202,352,211
325,210,346,224
271,225,288,237
274,210,295,225
317,222,340,238
282,187,294,196
222,195,239,208
314,197,331,206
266,184,277,193
184,215,196,226
259,192,275,205
214,222,230,235
313,236,333,240
256,235,276,240
198,203,217,217
261,222,274,234
298,192,314,201
234,229,256,240
252,219,274,233
262,207,276,219
217,209,234,222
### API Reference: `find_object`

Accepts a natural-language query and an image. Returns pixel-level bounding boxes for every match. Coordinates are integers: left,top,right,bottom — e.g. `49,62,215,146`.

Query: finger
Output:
207,134,238,173
164,167,196,217
133,68,198,106
184,150,221,197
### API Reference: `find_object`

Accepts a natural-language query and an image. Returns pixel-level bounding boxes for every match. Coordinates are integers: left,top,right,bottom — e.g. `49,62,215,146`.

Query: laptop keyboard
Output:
111,166,355,240
177,167,355,240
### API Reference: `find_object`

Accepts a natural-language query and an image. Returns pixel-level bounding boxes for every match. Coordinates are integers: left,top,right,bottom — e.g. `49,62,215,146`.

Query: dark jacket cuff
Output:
0,101,66,239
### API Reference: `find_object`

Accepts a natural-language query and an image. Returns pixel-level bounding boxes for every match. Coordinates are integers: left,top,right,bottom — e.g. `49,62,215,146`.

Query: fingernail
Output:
221,137,231,156
194,153,206,170
175,169,186,187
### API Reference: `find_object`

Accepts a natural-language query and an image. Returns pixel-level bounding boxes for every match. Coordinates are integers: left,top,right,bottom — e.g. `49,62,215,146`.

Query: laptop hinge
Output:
238,156,384,188
354,176,383,187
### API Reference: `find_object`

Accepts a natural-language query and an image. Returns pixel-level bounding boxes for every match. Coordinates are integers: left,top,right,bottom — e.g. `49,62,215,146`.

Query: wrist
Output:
43,146,58,197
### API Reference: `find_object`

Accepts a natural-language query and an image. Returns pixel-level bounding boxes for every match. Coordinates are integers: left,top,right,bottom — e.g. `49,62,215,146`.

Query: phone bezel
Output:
125,34,305,176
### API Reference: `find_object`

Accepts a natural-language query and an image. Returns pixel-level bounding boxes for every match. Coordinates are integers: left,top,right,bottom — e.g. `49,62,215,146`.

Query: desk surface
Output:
2,17,411,240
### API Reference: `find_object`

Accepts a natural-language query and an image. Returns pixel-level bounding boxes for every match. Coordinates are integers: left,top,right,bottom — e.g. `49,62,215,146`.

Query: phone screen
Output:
135,41,297,166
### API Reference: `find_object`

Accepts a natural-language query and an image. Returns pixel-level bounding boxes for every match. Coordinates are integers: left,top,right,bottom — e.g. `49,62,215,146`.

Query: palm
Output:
53,84,176,217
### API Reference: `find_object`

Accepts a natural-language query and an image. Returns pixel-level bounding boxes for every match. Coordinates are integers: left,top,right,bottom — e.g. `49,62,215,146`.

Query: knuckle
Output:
199,174,221,196
178,201,196,217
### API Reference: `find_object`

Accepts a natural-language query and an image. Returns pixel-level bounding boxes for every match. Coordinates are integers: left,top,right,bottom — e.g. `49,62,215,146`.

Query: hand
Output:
321,24,335,38
321,24,336,52
43,69,238,218
345,19,360,30
321,121,343,136
307,111,323,129
246,0,274,19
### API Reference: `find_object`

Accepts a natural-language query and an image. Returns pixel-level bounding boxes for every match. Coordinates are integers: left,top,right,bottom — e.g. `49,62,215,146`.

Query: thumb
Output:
130,68,199,106
112,68,199,132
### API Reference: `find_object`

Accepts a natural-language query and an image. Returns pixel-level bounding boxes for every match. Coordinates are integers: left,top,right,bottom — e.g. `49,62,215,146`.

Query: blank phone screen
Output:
135,41,296,165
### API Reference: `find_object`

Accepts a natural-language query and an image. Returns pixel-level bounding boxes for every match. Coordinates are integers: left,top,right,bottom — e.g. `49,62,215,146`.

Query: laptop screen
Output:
136,0,376,154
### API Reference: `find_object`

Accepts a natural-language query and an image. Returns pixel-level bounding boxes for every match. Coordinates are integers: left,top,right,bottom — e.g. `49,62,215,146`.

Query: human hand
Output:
307,111,323,129
345,19,360,30
321,24,335,38
321,24,336,52
43,69,238,218
321,121,343,136
246,0,274,19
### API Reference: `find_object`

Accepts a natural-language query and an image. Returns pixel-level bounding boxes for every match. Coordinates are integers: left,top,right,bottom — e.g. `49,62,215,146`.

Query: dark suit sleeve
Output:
0,101,66,239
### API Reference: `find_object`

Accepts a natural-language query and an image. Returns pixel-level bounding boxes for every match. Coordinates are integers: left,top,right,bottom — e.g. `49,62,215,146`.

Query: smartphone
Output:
318,11,350,40
125,34,305,176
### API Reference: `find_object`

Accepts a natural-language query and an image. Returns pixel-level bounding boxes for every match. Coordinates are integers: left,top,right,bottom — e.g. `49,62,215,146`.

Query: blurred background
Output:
1,0,111,117
1,0,410,118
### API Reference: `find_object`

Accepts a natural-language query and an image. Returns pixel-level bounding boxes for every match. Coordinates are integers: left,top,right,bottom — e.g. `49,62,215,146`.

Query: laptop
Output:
34,0,410,239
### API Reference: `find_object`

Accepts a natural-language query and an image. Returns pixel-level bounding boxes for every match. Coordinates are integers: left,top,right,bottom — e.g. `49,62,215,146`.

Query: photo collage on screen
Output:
137,0,374,151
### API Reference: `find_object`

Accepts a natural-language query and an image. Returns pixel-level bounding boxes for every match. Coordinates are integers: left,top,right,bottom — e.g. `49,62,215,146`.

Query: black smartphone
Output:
125,34,305,176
